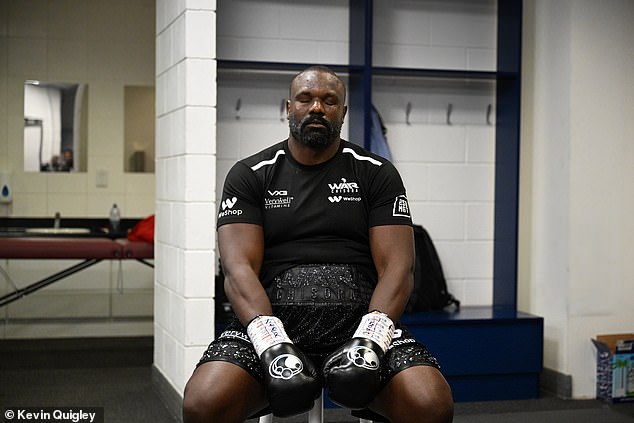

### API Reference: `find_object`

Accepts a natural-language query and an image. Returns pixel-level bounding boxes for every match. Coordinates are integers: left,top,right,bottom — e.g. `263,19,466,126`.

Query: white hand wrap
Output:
246,315,292,357
353,311,395,353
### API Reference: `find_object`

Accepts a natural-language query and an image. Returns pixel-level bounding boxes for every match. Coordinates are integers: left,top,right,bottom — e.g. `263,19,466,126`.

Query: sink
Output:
24,227,91,235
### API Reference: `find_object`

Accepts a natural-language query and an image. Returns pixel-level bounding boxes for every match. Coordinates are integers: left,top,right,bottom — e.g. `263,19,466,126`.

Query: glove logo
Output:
347,346,380,370
269,354,303,380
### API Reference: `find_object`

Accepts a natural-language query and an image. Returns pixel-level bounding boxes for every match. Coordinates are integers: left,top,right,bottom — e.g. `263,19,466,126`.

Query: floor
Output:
1,338,633,423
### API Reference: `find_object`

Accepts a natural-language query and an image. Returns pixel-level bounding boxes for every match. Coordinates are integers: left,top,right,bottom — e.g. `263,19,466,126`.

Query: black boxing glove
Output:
247,315,321,417
322,310,395,409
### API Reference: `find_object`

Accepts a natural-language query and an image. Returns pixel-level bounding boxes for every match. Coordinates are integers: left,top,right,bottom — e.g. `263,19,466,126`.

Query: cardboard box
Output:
592,334,634,403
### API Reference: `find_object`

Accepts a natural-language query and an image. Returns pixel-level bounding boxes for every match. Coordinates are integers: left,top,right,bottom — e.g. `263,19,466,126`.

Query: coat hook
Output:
235,98,242,120
280,98,287,122
405,102,412,125
446,103,453,125
486,104,493,125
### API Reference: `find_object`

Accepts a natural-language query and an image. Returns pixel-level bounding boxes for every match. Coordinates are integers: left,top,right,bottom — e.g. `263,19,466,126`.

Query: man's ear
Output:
286,99,291,119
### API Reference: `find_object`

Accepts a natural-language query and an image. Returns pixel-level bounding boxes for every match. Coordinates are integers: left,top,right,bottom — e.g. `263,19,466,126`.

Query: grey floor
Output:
1,338,633,423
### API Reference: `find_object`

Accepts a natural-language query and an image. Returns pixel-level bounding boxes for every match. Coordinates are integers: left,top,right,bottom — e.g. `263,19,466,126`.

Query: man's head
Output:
287,66,347,150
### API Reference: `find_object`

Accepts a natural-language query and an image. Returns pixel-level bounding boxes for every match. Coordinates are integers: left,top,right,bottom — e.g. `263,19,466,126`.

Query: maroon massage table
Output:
0,237,153,307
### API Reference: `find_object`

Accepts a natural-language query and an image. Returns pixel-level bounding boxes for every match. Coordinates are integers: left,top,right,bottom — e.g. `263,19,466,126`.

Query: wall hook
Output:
235,98,242,120
280,98,287,122
446,103,453,126
486,104,493,125
405,102,412,125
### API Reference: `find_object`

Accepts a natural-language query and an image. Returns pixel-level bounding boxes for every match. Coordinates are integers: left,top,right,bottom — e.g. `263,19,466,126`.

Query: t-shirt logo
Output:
327,177,361,203
265,189,293,209
218,196,242,218
392,195,410,218
221,197,237,210
328,178,359,193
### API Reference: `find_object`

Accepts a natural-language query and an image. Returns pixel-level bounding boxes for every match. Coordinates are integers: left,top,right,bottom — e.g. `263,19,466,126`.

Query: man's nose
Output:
309,98,325,114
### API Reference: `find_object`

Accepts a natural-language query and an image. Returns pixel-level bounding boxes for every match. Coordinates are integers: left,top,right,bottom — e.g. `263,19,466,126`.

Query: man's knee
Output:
182,376,231,423
419,389,454,423
182,380,210,423
182,362,268,423
374,366,454,423
395,388,453,423
415,372,454,423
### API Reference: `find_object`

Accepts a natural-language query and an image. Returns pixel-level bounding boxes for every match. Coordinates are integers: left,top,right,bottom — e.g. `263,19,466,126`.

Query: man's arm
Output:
368,224,415,321
218,222,321,416
218,222,272,326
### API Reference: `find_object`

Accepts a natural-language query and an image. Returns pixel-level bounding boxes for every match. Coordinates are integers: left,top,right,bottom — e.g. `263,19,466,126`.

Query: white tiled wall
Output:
154,0,217,395
216,0,497,306
217,0,349,65
373,0,497,71
0,0,156,338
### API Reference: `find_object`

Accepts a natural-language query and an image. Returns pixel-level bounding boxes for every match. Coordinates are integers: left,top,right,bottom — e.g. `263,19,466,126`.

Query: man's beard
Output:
289,113,342,149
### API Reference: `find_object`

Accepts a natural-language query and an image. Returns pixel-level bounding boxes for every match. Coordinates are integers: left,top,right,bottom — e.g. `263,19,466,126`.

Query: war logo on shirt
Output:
327,177,361,203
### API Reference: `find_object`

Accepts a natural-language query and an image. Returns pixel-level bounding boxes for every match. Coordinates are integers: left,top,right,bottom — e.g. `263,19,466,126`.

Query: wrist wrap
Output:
353,311,395,353
246,315,291,357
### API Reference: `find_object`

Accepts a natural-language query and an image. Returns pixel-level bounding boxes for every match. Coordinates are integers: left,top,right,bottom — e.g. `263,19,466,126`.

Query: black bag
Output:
405,225,460,312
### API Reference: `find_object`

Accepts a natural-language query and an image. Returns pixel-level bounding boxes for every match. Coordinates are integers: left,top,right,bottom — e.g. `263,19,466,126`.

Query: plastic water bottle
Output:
109,203,121,235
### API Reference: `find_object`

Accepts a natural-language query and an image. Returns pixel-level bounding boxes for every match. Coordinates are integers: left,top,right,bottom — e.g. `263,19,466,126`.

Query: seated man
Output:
182,65,454,423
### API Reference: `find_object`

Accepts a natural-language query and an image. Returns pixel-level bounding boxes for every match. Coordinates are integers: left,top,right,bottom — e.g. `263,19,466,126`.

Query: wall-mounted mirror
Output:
23,81,88,172
124,85,155,173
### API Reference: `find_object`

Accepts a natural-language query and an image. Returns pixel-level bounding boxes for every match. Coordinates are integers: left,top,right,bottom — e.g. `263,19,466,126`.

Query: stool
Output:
258,391,373,423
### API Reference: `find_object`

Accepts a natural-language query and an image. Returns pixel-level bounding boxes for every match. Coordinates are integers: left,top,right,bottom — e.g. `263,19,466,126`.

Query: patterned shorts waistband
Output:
267,264,373,305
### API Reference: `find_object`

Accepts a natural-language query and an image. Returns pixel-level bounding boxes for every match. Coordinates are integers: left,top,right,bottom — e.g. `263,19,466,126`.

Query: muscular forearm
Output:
223,266,272,326
218,223,271,326
368,224,415,321
369,267,413,320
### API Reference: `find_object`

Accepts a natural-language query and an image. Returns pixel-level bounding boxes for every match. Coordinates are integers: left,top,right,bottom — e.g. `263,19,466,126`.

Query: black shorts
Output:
198,319,440,382
196,264,441,419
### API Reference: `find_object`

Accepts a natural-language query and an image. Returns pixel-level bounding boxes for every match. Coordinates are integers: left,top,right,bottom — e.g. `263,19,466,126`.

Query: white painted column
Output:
154,0,217,395
520,0,634,398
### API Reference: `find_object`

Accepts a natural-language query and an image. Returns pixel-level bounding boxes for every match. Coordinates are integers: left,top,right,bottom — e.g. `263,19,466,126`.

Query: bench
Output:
399,306,544,402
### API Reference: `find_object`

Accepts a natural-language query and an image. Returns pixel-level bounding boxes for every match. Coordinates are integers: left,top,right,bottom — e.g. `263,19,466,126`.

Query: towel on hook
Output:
369,105,392,161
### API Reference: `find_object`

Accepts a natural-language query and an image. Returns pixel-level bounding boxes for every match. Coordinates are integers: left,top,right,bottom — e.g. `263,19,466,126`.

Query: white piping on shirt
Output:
251,149,286,171
250,147,382,171
342,147,383,166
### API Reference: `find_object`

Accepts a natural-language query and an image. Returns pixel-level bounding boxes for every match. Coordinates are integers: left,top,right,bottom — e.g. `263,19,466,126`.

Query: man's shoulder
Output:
239,140,288,171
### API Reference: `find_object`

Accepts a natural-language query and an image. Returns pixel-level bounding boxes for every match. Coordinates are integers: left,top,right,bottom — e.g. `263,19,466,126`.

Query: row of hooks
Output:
406,102,494,126
234,98,495,126
234,98,288,122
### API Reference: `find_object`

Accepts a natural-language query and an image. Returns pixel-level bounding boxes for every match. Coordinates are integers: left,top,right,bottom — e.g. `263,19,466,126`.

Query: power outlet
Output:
96,170,108,188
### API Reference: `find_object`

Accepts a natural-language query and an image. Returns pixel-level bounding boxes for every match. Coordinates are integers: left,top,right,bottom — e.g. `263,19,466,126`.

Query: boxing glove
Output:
322,310,395,409
247,315,321,417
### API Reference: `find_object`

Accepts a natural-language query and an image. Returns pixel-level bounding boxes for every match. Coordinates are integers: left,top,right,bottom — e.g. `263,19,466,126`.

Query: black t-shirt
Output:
217,139,412,286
